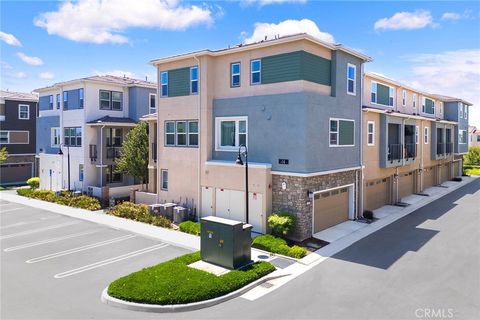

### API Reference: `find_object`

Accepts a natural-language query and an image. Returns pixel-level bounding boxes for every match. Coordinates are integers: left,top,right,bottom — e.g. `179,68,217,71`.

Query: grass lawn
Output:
107,252,275,305
465,168,480,176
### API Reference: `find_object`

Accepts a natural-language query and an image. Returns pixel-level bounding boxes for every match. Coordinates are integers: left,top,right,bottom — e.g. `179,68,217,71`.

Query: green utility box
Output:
200,216,252,270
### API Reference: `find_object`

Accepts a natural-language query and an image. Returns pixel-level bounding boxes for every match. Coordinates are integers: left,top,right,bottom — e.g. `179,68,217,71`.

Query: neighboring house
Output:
0,90,38,186
34,75,156,199
468,126,480,148
144,33,371,240
362,74,471,211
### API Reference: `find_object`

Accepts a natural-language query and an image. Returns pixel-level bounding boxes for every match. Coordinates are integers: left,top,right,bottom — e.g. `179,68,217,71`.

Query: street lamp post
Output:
235,144,249,224
58,143,71,192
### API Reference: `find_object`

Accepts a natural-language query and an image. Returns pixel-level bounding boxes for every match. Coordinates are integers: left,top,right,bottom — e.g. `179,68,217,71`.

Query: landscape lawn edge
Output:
101,273,288,313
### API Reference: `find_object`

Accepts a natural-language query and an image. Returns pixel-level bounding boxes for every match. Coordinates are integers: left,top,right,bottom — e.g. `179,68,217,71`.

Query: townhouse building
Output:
35,75,156,198
469,126,480,147
362,73,471,211
144,34,371,240
0,90,38,186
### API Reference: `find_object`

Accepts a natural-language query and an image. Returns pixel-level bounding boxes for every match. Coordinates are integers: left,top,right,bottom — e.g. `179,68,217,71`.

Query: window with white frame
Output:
367,121,374,146
161,71,168,97
250,60,261,85
389,87,395,106
216,117,247,151
51,127,60,147
18,104,29,120
347,64,356,95
0,103,5,121
459,102,463,118
149,93,156,114
0,130,28,144
79,88,84,108
63,91,68,109
459,130,467,144
415,126,419,144
49,95,53,109
0,131,9,144
413,93,417,109
231,62,240,87
164,120,198,147
56,94,60,109
64,127,82,147
190,66,198,94
402,90,406,106
111,91,122,110
371,81,377,103
100,90,110,109
424,127,429,144
330,119,355,147
161,169,168,190
99,90,122,110
464,104,468,119
165,121,175,146
79,164,84,182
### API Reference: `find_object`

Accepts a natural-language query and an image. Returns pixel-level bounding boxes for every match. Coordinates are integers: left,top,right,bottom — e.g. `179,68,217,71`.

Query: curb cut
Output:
101,273,288,313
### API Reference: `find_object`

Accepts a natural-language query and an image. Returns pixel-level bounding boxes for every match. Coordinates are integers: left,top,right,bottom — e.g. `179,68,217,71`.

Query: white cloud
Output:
242,0,306,6
17,52,43,66
13,72,27,79
1,61,13,70
0,31,22,46
242,19,335,44
38,72,55,80
34,0,213,44
403,49,480,125
374,10,434,31
441,12,461,21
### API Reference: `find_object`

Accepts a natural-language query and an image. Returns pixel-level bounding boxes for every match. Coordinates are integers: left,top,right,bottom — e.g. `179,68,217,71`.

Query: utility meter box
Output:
200,216,252,270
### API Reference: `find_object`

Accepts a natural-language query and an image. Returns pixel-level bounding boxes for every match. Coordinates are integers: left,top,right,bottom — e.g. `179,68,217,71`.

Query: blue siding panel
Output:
39,96,51,111
128,87,156,121
36,115,60,154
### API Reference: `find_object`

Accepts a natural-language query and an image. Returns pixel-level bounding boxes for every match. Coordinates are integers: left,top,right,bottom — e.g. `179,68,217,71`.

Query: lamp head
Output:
235,153,244,165
58,147,64,155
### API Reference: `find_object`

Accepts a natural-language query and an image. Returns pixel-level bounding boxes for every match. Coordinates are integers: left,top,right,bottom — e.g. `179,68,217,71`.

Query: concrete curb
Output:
101,273,288,313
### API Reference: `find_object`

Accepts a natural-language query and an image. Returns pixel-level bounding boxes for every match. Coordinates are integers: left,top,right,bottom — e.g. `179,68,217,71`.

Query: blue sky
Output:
1,0,479,124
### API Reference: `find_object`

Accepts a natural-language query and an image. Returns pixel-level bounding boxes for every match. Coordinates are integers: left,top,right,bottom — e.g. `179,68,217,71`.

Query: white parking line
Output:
0,221,81,240
0,207,23,214
54,243,169,279
4,230,102,252
1,216,59,230
26,234,137,263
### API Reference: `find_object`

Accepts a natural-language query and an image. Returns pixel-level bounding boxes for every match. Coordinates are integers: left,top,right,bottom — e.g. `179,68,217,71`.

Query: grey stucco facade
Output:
36,115,60,154
444,101,469,154
128,87,156,120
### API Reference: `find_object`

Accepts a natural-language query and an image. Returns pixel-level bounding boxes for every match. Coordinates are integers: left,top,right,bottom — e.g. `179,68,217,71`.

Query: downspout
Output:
156,66,161,204
99,125,105,187
193,55,201,220
420,120,424,191
358,66,365,219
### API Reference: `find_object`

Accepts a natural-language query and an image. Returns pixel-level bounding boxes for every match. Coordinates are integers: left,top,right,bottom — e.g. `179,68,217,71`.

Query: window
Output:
439,102,443,115
165,121,175,146
415,126,419,144
56,94,60,109
477,135,480,142
190,66,198,94
250,59,261,85
18,104,29,120
161,71,168,97
100,90,110,109
79,88,84,108
432,101,435,113
413,93,417,109
458,102,463,118
459,130,467,144
371,82,377,103
464,105,468,119
49,95,53,109
106,128,122,146
347,64,356,95
367,121,374,146
188,121,199,146
402,90,406,106
149,93,156,114
0,131,9,144
176,121,187,146
329,119,355,147
63,91,68,110
0,131,29,144
424,127,429,144
111,92,122,110
389,87,394,106
99,90,122,110
231,62,240,87
0,103,5,121
161,169,168,191
64,127,82,147
79,164,84,182
216,117,248,151
51,127,60,147
106,165,122,183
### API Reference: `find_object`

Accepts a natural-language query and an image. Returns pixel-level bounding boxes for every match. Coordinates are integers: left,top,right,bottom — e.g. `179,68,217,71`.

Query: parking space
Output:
1,200,191,319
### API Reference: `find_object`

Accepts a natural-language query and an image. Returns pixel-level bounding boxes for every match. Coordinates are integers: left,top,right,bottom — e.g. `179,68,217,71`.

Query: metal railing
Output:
89,144,97,161
436,143,445,155
404,143,416,159
388,144,403,161
106,147,121,160
445,142,453,154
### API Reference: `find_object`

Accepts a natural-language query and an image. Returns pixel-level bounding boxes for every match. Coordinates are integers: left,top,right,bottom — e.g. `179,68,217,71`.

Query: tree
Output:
0,147,7,163
464,146,480,166
115,122,149,189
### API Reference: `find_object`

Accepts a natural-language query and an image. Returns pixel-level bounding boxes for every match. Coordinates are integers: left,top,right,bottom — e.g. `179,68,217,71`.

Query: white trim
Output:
271,166,361,177
215,116,248,152
367,121,375,146
424,126,429,145
415,126,419,144
413,93,417,110
370,80,395,108
190,66,198,95
0,130,30,144
50,127,60,147
160,169,168,191
205,160,272,169
329,118,355,147
402,90,406,106
149,93,157,114
250,59,261,85
347,63,356,96
160,71,168,97
361,107,457,124
18,104,30,120
231,62,241,87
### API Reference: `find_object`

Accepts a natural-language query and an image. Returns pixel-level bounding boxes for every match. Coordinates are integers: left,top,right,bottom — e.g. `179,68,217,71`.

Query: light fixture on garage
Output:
307,190,313,199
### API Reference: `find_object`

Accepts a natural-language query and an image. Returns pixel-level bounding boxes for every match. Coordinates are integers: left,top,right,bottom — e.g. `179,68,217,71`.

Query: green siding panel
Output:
261,51,331,86
425,98,434,114
339,120,354,145
377,84,390,106
168,68,190,97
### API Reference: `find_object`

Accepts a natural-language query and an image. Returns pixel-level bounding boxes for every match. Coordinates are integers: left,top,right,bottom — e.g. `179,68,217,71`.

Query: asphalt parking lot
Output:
0,199,190,319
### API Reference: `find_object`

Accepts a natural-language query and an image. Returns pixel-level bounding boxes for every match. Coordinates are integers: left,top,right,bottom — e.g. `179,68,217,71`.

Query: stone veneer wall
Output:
272,169,359,241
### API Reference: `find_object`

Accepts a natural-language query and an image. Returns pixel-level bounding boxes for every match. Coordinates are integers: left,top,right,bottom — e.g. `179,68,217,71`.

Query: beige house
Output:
469,126,480,147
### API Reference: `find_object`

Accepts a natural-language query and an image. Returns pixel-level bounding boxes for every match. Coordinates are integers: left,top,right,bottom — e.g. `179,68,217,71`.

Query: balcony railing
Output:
388,144,403,161
106,147,121,160
436,143,445,155
151,143,157,162
89,144,97,161
404,143,416,159
445,142,453,154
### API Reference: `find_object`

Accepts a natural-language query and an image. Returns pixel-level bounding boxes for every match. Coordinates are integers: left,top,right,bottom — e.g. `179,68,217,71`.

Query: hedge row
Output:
16,189,101,211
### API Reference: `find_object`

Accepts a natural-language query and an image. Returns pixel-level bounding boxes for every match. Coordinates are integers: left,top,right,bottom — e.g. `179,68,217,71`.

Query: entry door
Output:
249,192,263,233
215,188,230,219
229,190,245,222
201,187,213,217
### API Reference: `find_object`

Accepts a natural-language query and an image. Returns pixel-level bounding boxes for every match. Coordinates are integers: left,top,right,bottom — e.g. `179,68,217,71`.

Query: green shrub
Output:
252,234,307,259
267,212,296,236
107,252,275,305
108,201,172,228
17,188,33,197
179,221,200,235
464,146,480,166
30,190,56,202
151,215,172,228
26,177,40,190
68,195,101,211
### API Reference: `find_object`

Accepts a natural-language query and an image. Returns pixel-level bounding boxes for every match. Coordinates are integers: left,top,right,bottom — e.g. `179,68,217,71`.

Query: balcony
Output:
106,147,121,160
436,143,445,156
89,144,97,162
151,143,157,162
404,143,416,159
388,144,403,162
445,142,453,154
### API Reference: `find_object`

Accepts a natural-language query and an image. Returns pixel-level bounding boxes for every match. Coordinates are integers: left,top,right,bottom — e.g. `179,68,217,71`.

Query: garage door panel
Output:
423,166,436,189
399,172,414,199
453,162,460,177
0,163,32,185
440,164,450,183
365,178,389,211
314,187,349,233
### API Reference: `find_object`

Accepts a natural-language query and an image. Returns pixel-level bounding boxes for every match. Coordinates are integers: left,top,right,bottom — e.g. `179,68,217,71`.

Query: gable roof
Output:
0,90,38,102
